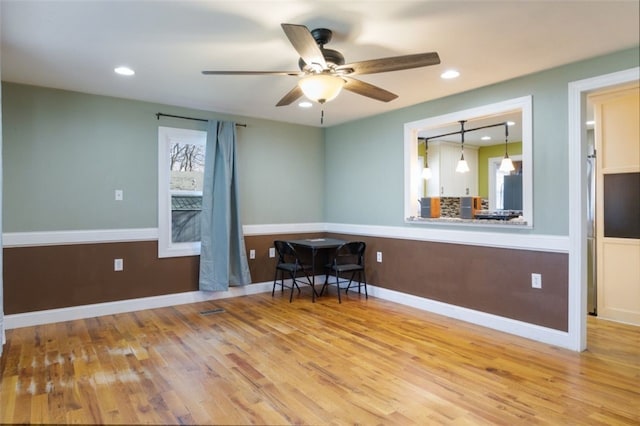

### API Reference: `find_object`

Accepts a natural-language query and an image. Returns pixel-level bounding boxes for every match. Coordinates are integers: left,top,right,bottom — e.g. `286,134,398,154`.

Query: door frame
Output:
567,67,639,351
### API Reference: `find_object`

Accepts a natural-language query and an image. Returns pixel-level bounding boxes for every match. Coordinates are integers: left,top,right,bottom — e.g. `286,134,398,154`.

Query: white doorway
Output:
567,67,639,351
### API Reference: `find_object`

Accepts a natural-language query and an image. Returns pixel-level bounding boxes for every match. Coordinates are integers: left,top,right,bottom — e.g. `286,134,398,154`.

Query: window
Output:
158,126,207,257
404,95,533,227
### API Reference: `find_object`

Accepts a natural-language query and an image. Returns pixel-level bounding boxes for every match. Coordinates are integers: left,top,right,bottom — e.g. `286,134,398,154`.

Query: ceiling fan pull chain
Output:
321,109,324,125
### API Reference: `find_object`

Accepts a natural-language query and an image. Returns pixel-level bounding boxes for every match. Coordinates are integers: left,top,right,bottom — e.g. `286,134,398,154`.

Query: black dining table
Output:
287,238,347,301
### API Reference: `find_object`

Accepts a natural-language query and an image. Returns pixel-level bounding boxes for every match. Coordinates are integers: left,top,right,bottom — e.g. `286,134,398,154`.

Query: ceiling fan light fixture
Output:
298,73,345,104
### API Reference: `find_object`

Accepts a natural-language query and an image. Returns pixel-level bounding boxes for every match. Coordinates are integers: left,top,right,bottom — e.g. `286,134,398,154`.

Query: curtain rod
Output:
156,112,247,127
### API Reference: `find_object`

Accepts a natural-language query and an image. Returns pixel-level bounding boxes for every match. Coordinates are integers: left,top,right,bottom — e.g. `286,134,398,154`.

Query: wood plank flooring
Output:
1,290,638,425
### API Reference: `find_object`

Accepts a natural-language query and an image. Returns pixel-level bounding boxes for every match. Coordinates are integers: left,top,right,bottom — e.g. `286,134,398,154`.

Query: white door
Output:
592,84,640,325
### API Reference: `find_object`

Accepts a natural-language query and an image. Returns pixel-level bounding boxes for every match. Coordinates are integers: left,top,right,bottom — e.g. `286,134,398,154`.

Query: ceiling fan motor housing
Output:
298,28,345,72
298,48,345,71
311,28,333,45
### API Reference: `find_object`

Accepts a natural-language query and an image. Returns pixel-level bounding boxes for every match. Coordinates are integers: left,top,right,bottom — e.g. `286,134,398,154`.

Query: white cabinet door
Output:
425,144,441,197
439,143,460,196
463,147,479,196
424,141,478,197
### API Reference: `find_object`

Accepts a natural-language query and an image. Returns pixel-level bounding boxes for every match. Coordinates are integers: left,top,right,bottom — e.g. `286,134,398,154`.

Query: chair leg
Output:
362,270,368,299
345,271,356,293
272,269,280,296
288,272,296,303
320,273,330,297
335,271,342,304
344,271,367,299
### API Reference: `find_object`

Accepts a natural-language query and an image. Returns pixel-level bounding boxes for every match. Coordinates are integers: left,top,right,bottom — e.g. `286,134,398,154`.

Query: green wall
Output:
324,47,639,235
3,47,638,235
477,141,522,199
2,83,324,232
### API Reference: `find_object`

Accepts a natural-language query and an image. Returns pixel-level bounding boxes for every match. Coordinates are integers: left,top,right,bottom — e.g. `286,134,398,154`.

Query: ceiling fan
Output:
202,23,441,107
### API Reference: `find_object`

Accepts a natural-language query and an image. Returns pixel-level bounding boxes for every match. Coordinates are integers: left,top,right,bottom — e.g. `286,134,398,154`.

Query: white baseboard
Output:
366,285,571,349
4,279,572,350
5,282,273,329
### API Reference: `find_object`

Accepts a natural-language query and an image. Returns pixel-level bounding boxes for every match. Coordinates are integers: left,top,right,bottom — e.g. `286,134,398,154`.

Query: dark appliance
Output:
503,174,523,210
460,196,481,219
419,197,441,218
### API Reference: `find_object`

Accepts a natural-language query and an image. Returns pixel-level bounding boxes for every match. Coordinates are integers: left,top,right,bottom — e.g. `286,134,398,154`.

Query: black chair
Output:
321,241,367,303
272,240,313,302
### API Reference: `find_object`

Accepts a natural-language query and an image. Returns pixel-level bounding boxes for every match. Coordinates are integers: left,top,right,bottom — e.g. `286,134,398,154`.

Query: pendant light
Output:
456,120,470,173
422,139,432,180
499,123,515,173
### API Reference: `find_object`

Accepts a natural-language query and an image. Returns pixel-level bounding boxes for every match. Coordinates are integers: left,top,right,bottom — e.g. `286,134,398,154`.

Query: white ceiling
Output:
2,1,638,127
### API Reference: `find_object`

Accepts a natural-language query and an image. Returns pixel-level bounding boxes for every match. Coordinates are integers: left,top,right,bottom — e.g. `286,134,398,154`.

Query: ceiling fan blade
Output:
276,85,304,107
281,23,327,69
343,77,398,102
202,70,300,76
338,52,440,75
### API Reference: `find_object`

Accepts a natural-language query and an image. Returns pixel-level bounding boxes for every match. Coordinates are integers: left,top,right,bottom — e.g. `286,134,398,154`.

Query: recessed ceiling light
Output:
114,66,135,76
298,101,313,108
481,136,491,141
507,121,516,126
440,70,460,79
586,120,595,126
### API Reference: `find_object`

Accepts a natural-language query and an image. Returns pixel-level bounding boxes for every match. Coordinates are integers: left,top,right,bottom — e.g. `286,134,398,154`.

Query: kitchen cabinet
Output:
425,141,478,197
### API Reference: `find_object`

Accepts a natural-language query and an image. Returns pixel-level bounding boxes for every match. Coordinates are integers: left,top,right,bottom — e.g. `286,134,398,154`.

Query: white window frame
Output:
158,126,207,258
404,95,533,227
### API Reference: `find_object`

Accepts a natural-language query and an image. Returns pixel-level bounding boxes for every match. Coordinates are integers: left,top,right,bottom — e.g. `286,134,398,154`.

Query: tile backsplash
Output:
440,197,489,218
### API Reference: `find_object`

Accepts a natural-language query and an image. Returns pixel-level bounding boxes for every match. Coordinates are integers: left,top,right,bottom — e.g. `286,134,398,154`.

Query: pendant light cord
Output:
504,123,509,154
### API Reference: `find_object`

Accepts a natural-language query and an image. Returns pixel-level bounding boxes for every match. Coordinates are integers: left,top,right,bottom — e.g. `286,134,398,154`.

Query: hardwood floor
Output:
1,290,638,425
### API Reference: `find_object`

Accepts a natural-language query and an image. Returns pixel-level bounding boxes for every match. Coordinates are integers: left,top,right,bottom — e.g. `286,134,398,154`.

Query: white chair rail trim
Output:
3,223,568,252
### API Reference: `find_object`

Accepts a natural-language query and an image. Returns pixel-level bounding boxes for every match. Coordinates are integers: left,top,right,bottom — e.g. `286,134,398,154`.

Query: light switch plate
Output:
115,189,123,201
114,258,123,271
249,249,255,259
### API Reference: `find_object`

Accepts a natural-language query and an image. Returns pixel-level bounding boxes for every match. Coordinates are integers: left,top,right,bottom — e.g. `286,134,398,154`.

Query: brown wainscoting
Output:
3,233,325,315
327,233,569,331
3,241,199,314
4,232,568,332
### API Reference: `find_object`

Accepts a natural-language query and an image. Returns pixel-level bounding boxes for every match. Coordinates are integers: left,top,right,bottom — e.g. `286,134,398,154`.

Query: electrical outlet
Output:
114,258,123,271
115,189,123,201
531,273,542,289
269,247,275,258
376,251,382,263
249,249,255,259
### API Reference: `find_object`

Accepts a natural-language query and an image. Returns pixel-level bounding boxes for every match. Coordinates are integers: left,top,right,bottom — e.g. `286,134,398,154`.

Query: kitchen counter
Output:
406,216,528,226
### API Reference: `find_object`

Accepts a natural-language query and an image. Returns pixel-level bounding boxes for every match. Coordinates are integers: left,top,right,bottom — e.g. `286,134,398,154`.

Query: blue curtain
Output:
199,120,252,291
1,84,4,354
